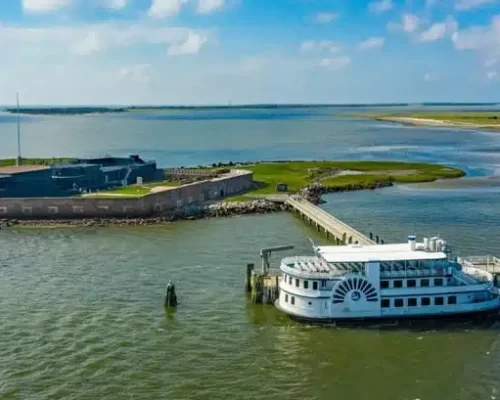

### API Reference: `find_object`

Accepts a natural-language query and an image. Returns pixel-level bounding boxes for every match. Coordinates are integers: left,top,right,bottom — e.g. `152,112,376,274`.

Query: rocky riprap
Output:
0,200,287,229
301,181,394,204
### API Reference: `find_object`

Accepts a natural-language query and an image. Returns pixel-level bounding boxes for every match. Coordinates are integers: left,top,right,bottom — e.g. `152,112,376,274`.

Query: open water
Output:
1,106,500,400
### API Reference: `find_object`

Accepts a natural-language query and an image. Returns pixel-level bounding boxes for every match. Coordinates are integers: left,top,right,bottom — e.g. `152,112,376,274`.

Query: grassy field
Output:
0,157,74,167
357,112,500,128
84,181,181,198
230,161,465,200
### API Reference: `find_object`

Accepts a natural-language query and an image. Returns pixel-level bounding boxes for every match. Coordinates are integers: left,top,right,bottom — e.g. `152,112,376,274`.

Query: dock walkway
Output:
284,195,375,245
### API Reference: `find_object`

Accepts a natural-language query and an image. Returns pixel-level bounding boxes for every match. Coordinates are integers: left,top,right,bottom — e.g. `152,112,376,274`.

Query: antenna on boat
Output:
16,92,22,166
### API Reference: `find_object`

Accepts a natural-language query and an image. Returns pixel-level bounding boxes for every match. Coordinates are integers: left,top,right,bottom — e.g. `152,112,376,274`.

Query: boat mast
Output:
16,92,22,166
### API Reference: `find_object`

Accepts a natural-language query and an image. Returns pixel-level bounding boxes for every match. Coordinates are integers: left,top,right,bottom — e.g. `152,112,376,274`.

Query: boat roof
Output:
316,243,447,263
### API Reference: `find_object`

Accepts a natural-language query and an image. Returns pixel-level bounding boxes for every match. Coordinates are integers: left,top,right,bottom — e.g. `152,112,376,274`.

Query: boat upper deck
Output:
316,243,447,263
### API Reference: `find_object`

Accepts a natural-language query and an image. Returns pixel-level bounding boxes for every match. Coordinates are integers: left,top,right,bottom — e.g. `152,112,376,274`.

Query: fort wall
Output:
0,170,253,219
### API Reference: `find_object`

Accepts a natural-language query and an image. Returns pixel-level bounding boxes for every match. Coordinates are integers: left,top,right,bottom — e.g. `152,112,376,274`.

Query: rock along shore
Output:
0,181,393,229
0,200,288,229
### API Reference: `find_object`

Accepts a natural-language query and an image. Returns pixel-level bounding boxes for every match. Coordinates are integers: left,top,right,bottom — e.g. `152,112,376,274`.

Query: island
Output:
357,112,500,131
89,160,465,201
3,107,127,115
0,159,465,228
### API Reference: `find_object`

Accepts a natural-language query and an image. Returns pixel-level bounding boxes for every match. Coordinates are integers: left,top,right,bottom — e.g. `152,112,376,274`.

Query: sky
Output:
0,0,499,105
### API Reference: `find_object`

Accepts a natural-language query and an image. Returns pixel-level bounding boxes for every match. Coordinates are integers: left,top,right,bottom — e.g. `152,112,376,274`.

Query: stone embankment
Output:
301,181,393,204
0,200,286,228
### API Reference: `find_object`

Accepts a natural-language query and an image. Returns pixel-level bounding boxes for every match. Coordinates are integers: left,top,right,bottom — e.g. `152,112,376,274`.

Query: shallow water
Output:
1,107,500,399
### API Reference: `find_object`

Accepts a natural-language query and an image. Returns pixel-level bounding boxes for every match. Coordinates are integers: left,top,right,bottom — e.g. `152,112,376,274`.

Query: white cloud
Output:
22,0,70,13
388,14,420,33
358,37,385,50
102,0,128,9
315,12,338,24
0,23,210,57
167,31,208,55
455,0,496,11
369,0,393,13
71,31,102,55
418,17,457,42
319,56,351,70
424,73,434,81
452,15,500,52
148,0,187,18
197,0,224,14
487,70,497,79
300,40,341,53
485,58,498,68
118,64,152,83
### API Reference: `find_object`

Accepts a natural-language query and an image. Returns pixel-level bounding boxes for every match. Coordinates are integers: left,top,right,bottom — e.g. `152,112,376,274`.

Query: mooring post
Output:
376,235,380,244
251,272,264,304
164,281,178,308
245,263,254,292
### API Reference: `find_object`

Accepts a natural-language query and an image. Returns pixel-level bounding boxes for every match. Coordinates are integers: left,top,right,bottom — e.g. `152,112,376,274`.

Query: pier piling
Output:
164,281,178,308
245,263,254,292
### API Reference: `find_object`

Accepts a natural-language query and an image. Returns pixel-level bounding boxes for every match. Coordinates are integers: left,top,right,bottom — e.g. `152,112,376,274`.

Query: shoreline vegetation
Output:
0,160,465,228
356,112,500,131
3,104,500,115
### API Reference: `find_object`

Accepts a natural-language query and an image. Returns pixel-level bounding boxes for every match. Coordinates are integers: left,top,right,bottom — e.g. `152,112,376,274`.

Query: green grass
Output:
141,180,181,188
0,157,74,167
356,112,500,127
236,161,464,195
86,180,182,198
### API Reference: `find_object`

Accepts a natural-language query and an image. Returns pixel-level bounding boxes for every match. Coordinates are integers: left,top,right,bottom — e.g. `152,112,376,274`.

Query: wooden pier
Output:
246,194,386,304
285,196,376,245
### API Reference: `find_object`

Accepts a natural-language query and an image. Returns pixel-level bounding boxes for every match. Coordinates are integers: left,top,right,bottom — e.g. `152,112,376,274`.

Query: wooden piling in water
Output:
251,272,264,304
245,263,254,292
164,281,178,308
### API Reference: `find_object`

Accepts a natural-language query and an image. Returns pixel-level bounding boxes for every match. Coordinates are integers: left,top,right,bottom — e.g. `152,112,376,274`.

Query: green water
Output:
1,214,499,400
2,106,500,399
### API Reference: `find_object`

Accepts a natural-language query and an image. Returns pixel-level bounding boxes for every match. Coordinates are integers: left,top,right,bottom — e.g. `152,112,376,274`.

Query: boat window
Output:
313,281,318,290
407,279,416,288
421,297,431,306
394,280,403,288
285,294,288,302
394,299,404,307
408,298,417,307
291,296,295,305
308,301,312,306
289,276,293,284
295,279,299,287
434,278,443,287
381,299,390,308
448,296,457,305
381,280,389,289
321,280,326,289
304,280,309,289
434,297,444,306
421,279,430,287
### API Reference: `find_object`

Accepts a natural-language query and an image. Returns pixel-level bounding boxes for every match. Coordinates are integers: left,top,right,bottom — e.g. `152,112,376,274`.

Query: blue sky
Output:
0,0,499,105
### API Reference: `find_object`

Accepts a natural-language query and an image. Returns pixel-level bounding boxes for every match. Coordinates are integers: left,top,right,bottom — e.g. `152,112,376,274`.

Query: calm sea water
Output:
1,106,500,400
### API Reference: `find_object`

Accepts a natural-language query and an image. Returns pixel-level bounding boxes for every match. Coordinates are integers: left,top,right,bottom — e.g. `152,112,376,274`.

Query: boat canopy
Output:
316,243,447,263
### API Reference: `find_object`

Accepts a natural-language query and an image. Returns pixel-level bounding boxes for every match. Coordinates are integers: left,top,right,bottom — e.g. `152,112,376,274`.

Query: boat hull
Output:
275,300,500,327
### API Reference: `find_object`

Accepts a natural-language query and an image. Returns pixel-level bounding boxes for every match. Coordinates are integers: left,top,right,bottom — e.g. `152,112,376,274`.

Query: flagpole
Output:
16,92,21,166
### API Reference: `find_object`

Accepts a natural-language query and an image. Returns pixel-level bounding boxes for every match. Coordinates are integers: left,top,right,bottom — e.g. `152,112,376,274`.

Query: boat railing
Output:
380,268,448,278
458,256,500,274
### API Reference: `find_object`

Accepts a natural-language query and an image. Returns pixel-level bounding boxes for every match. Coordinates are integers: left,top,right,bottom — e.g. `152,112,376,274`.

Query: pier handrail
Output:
286,196,374,245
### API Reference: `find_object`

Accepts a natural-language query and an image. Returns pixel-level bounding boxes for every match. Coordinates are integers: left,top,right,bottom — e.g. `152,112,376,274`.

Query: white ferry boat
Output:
276,236,500,323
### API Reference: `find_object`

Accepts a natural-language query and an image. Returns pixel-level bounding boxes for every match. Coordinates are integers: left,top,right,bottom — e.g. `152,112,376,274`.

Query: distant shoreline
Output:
357,113,500,132
3,103,500,116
